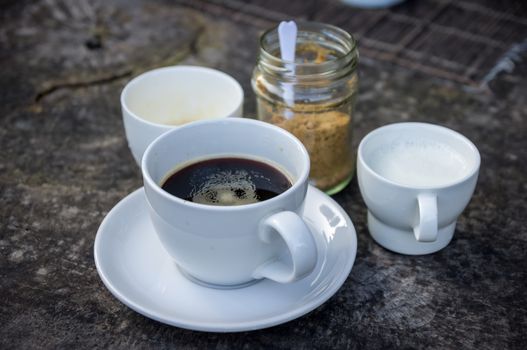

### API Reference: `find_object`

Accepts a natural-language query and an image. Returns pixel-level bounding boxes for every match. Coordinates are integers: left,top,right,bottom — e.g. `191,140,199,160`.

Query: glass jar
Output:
252,22,359,194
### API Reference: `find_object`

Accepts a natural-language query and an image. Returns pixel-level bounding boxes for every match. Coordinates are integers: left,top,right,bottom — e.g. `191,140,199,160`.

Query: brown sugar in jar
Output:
252,22,359,194
270,109,353,191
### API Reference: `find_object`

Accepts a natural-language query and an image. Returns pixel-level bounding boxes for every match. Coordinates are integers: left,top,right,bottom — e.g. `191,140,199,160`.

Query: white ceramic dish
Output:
94,186,357,332
341,0,404,9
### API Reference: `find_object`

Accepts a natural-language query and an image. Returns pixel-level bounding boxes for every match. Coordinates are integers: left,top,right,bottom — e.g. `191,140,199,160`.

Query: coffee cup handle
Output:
252,211,318,283
413,194,438,242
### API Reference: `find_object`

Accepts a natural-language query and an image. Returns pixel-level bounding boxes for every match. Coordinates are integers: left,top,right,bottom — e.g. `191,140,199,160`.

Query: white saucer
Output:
94,186,357,332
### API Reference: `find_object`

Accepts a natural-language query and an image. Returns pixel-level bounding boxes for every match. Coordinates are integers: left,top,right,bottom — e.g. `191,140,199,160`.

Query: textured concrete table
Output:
1,1,526,349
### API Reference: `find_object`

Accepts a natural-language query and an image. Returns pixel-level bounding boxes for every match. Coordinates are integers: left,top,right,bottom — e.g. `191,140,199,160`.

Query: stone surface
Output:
1,1,526,349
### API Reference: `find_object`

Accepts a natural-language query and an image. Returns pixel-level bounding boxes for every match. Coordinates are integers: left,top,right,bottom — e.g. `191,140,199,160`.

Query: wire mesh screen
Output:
176,0,527,86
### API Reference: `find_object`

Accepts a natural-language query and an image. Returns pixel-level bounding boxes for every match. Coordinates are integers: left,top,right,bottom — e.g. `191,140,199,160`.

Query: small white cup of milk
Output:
357,122,480,255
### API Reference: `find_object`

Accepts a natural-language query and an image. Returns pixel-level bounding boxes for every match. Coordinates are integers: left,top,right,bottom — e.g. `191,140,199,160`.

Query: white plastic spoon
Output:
278,21,297,118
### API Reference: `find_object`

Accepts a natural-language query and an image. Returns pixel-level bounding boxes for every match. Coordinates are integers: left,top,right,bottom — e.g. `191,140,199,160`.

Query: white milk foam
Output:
368,138,470,187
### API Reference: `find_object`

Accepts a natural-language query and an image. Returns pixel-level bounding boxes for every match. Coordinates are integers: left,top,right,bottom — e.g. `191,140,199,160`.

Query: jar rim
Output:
259,21,358,71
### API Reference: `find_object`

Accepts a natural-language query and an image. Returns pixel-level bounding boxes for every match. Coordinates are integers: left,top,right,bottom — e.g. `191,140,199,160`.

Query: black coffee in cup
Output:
161,157,292,206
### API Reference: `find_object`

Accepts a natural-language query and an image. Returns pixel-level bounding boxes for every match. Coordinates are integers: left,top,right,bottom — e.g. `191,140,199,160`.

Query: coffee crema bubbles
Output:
161,157,292,206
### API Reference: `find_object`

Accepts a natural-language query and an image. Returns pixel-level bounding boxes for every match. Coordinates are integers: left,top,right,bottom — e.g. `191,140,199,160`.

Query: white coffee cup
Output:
142,118,318,288
357,122,480,255
121,66,244,165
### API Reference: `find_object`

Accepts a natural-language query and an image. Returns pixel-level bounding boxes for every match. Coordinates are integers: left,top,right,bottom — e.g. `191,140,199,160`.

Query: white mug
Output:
357,122,480,255
121,66,244,165
142,118,318,288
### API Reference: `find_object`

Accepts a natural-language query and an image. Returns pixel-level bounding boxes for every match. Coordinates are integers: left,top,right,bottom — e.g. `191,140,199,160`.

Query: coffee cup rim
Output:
120,65,244,128
142,118,311,211
358,122,481,190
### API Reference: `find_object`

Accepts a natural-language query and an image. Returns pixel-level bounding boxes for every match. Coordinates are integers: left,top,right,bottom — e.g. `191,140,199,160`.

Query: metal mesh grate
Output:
176,0,527,85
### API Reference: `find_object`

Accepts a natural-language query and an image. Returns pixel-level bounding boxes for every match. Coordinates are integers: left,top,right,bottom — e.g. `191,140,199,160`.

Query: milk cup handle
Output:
253,211,318,283
413,193,438,242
